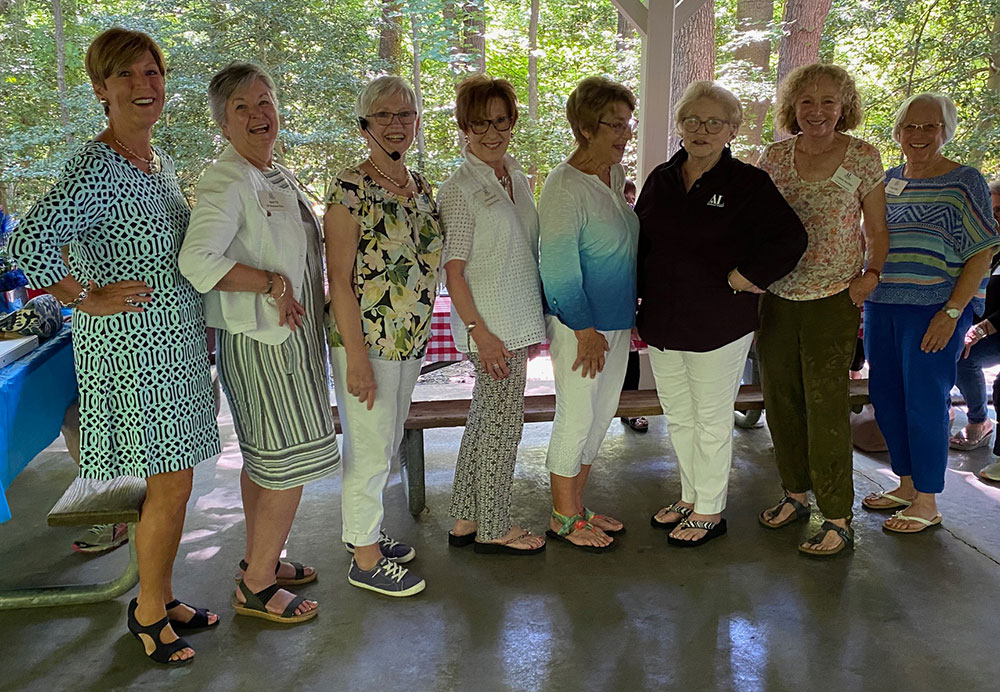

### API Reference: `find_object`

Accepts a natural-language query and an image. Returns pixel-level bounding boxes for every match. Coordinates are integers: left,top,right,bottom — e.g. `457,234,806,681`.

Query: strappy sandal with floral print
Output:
545,510,616,553
583,507,626,535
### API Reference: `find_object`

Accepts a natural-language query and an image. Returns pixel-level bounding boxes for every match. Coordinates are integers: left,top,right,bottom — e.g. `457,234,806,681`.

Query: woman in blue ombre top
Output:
538,76,639,553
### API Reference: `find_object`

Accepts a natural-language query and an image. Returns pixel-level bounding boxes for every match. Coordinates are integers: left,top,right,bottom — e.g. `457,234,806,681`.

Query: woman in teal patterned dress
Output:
9,29,220,664
325,75,443,597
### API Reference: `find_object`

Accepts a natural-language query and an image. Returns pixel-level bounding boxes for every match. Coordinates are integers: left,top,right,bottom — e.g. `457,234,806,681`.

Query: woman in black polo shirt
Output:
636,81,807,547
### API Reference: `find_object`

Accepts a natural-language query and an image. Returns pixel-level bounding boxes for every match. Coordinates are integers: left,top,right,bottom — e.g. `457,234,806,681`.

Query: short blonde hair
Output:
455,74,519,132
85,28,165,90
356,75,417,120
208,62,277,128
566,76,636,146
674,81,743,130
775,63,863,135
891,93,958,144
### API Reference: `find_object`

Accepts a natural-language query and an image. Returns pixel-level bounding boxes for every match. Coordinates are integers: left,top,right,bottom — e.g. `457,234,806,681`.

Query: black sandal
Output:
237,558,316,586
127,598,193,665
232,580,317,624
165,599,218,630
758,495,810,529
798,520,854,557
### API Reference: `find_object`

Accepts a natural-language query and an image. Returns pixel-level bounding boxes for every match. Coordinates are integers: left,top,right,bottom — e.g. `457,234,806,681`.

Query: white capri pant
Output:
329,346,422,546
545,315,631,477
647,332,754,515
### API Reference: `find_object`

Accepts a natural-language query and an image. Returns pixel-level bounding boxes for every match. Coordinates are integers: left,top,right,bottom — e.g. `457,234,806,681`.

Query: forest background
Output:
1,0,998,216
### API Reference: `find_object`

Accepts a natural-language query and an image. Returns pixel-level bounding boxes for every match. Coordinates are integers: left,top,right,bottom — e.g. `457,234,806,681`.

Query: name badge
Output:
831,166,862,193
257,190,289,212
885,178,909,196
415,193,433,214
473,186,501,208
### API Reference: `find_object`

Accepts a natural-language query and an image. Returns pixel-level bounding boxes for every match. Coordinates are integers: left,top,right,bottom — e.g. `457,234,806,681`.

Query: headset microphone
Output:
358,117,402,161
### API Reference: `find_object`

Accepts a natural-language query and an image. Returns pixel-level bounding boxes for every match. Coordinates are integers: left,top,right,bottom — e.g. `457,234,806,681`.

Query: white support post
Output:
637,0,675,185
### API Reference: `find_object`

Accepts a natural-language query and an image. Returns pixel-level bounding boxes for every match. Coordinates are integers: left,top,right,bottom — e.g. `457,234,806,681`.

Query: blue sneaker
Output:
348,557,426,597
345,530,416,563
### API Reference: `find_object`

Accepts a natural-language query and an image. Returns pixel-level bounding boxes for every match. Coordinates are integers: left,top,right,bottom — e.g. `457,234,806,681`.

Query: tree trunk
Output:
734,0,773,162
52,0,73,144
378,0,404,73
670,0,715,154
775,0,832,138
462,0,486,74
411,16,426,170
0,0,14,16
970,9,1000,168
527,0,539,192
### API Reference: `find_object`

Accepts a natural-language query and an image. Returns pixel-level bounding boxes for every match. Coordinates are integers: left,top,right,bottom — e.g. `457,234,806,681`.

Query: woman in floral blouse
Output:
324,75,442,597
756,63,888,556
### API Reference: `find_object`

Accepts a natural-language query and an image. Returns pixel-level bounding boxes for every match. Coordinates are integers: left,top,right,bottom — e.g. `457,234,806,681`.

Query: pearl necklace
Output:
368,157,411,189
112,132,160,174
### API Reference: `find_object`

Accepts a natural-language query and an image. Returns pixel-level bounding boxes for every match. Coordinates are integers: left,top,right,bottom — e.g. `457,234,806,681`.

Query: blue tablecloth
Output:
0,325,77,522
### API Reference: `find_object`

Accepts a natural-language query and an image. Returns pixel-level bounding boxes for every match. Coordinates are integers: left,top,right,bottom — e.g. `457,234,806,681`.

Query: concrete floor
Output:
2,384,1000,692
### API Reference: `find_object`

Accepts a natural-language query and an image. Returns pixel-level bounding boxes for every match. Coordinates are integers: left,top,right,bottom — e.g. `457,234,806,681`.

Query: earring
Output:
98,98,108,104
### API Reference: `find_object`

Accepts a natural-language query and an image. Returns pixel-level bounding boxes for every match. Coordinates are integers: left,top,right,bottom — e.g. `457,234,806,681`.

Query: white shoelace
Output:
378,559,408,583
378,531,401,550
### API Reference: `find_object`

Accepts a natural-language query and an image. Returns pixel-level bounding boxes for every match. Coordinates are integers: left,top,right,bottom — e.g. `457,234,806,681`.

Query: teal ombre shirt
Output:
868,164,999,314
538,161,639,331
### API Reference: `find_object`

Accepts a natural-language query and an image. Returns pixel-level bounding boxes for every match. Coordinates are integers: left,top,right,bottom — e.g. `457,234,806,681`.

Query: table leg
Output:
398,429,425,516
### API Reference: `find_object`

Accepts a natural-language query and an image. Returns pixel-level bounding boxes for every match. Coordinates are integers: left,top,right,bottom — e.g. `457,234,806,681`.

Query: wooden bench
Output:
333,380,872,516
0,476,146,610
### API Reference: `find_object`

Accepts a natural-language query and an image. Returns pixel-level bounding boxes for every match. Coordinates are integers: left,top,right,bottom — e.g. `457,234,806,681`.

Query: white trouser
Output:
647,332,753,515
545,315,631,477
330,347,422,546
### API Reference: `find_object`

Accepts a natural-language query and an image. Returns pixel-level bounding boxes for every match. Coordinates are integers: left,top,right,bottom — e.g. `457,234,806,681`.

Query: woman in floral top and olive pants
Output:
325,76,443,597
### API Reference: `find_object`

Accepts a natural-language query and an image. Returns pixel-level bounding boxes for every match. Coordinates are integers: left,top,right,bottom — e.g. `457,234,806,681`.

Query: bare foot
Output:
759,494,808,526
134,600,194,662
799,518,850,553
549,516,612,548
165,601,219,627
586,510,624,533
238,579,317,616
236,560,316,583
883,495,940,531
451,518,478,538
653,501,692,525
480,525,545,550
669,512,721,542
862,486,916,509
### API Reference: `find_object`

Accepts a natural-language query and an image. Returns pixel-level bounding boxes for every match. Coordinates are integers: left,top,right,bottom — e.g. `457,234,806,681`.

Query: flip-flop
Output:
758,495,810,528
882,511,942,534
583,507,626,536
666,518,727,547
448,531,477,547
798,521,854,557
949,421,994,451
651,502,692,530
473,531,546,555
861,492,913,511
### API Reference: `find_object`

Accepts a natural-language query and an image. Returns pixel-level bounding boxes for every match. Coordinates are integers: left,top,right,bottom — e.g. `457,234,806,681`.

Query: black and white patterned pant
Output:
449,347,530,540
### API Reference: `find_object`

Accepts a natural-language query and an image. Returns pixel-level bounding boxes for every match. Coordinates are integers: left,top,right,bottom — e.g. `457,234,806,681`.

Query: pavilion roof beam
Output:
609,0,710,37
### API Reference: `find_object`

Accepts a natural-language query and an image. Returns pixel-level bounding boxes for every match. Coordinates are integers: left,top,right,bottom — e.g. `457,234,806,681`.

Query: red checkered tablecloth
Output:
424,296,465,364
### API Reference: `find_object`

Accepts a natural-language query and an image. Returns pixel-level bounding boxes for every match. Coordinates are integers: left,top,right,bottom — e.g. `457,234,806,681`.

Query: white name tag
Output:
257,190,289,212
885,178,909,196
415,193,433,214
473,186,501,208
831,166,862,193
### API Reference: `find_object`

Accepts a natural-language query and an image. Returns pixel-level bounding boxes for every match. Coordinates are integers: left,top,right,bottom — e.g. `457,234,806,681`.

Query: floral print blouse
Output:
325,166,443,360
759,135,884,301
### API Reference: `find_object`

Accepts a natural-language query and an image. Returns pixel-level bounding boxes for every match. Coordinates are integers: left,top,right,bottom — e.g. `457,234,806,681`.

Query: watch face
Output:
945,308,961,318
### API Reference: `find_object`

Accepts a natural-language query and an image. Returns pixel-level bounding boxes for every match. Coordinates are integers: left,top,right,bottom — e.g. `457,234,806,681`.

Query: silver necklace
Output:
112,132,160,174
368,157,410,189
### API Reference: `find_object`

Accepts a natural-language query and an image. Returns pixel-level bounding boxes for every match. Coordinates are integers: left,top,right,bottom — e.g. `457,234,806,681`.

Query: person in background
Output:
637,81,806,548
439,75,546,555
619,178,647,434
757,63,889,556
862,93,999,532
9,28,220,663
324,75,442,595
538,76,638,552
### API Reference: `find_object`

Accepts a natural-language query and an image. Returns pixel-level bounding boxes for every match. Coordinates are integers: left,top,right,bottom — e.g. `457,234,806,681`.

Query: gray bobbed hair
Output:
355,75,417,121
892,92,958,144
208,62,277,128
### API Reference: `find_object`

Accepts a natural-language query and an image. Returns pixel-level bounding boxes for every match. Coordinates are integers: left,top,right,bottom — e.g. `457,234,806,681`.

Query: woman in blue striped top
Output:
862,93,1000,533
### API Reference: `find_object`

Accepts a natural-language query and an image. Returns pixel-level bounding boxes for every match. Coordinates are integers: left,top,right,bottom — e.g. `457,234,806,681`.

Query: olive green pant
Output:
757,290,860,519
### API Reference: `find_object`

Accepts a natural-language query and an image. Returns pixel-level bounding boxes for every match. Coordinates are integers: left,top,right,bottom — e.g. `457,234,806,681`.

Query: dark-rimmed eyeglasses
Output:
900,122,944,134
366,110,418,126
468,115,513,135
598,119,636,136
680,116,729,134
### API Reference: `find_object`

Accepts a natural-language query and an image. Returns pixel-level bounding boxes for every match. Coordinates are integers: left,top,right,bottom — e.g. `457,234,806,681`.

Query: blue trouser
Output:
864,302,972,494
954,333,1000,424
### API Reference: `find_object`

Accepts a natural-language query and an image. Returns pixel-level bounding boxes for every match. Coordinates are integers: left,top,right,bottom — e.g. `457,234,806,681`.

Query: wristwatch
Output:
465,321,478,335
942,306,961,319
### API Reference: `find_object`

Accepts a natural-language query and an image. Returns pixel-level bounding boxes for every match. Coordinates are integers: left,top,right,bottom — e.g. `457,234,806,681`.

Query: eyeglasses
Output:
468,115,513,135
900,122,944,133
598,119,636,136
366,110,418,126
680,116,729,134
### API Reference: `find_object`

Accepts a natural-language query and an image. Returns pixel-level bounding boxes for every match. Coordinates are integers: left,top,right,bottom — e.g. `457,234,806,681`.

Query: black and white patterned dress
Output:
9,141,220,479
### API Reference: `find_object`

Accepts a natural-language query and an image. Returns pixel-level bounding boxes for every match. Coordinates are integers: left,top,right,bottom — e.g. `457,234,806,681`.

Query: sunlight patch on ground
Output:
184,545,221,562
